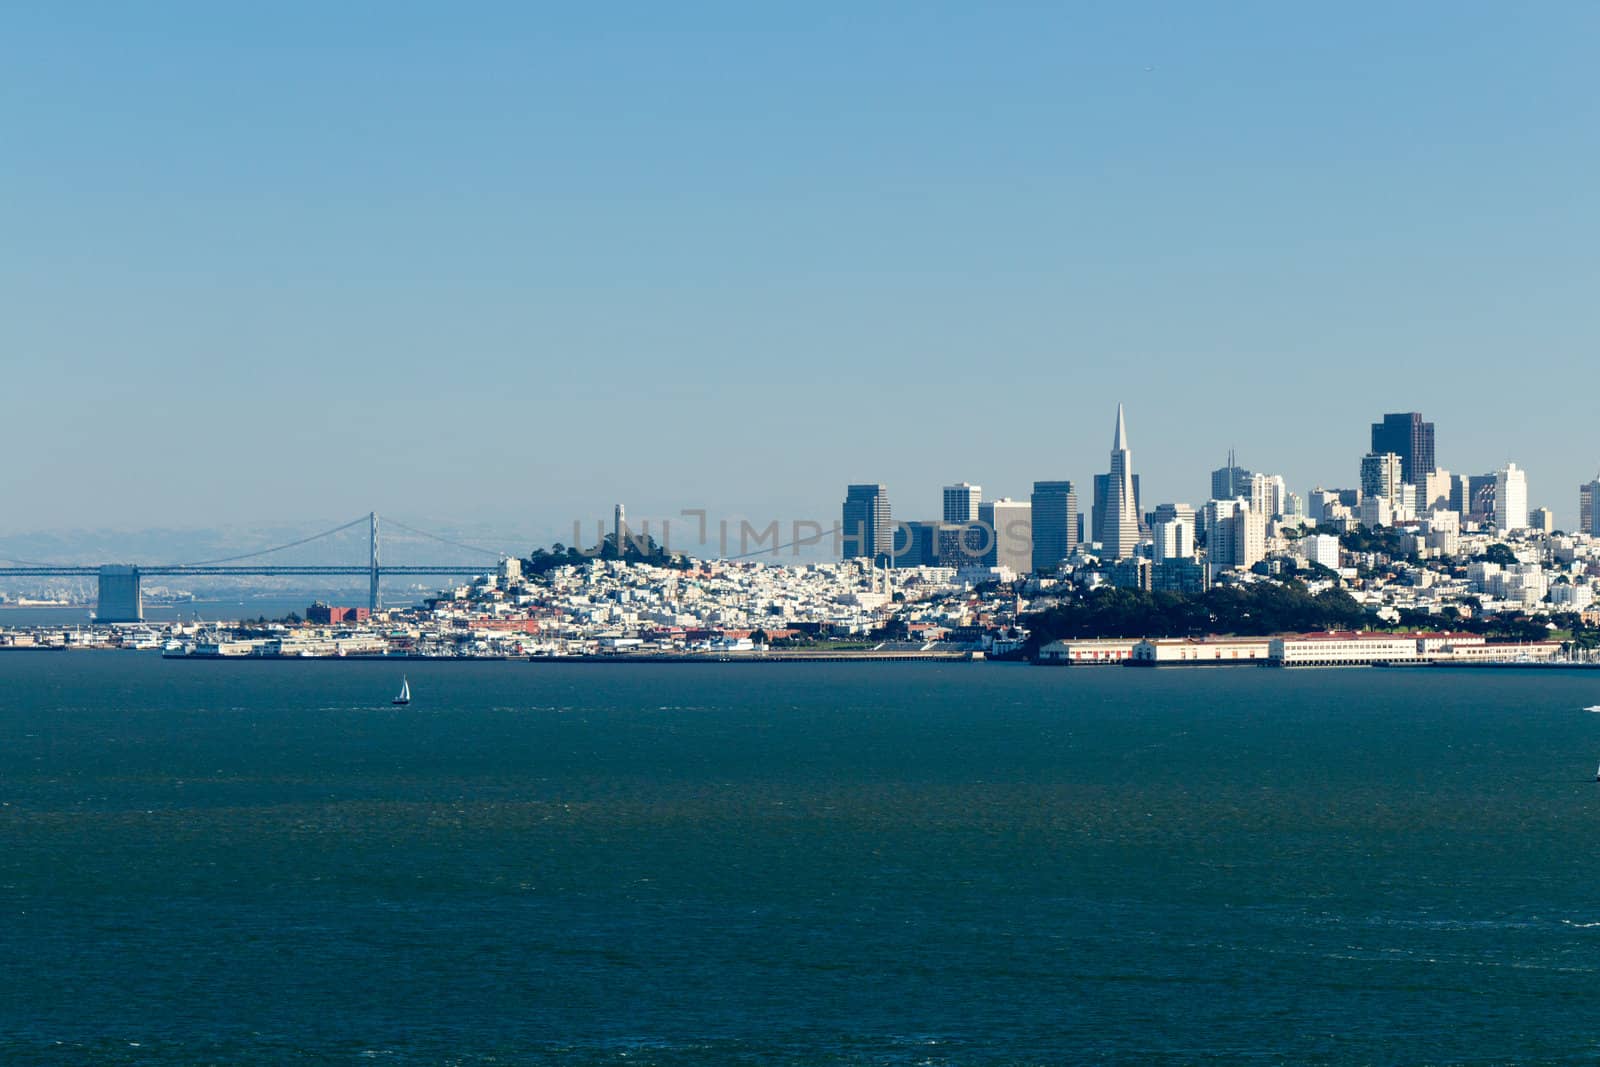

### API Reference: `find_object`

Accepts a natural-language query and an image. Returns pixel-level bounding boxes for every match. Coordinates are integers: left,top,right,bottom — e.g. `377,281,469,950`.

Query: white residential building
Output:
1302,533,1341,570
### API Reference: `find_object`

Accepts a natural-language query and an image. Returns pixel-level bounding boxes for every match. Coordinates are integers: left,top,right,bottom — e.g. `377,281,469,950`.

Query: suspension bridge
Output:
0,513,509,622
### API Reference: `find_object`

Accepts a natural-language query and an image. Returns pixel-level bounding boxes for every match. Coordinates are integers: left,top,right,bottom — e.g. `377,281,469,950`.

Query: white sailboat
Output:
392,676,411,706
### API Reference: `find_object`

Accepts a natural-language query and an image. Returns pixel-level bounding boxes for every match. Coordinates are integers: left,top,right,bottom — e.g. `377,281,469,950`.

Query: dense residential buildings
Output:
4,402,1593,667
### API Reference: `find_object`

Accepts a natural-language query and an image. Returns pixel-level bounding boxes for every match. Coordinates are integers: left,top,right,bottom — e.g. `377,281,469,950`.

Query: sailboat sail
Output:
394,677,411,704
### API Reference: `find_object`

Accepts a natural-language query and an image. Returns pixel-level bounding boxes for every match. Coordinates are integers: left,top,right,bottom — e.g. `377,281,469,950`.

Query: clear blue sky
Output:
3,2,1597,546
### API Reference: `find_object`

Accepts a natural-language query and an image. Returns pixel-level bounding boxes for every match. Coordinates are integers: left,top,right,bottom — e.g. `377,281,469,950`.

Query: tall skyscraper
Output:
1092,472,1141,545
942,483,981,523
1030,480,1079,574
841,484,892,562
1371,412,1436,485
1102,404,1140,560
1360,452,1402,502
1494,463,1528,532
979,499,1032,573
1581,475,1600,536
1210,451,1252,502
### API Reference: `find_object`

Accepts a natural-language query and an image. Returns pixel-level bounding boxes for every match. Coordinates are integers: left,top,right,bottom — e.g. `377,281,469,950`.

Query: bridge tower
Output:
97,565,143,623
369,511,381,613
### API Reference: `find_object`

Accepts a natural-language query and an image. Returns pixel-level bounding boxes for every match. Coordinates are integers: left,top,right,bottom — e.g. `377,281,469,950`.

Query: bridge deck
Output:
0,565,489,577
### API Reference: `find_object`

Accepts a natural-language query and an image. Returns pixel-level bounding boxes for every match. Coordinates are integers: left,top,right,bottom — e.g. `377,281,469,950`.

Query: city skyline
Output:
2,403,1593,556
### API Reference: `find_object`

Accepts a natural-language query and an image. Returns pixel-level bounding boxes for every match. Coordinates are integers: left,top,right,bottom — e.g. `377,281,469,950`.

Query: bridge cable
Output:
381,518,509,558
167,515,372,567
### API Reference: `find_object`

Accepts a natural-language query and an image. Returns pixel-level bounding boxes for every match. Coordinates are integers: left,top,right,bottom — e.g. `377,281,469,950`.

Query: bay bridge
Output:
0,513,508,622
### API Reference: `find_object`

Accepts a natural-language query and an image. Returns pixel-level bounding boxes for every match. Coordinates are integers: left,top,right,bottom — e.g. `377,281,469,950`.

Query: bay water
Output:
4,656,1600,1064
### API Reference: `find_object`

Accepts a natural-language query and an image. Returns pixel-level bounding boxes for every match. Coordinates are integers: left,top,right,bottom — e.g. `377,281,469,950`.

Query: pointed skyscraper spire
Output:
1103,404,1139,560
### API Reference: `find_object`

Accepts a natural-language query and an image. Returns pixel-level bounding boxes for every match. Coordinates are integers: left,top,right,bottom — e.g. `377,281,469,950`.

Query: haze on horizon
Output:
4,2,1598,543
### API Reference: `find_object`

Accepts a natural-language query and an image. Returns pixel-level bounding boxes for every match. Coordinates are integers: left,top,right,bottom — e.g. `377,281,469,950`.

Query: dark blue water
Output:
4,657,1600,1064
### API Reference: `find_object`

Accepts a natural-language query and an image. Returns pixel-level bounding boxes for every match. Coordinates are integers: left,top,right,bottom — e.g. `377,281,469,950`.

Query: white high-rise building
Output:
1268,474,1288,518
1152,519,1194,560
1360,452,1402,505
1206,499,1264,571
1494,463,1529,532
1242,472,1289,517
1423,469,1455,513
1102,405,1140,560
1246,473,1270,517
1229,510,1267,570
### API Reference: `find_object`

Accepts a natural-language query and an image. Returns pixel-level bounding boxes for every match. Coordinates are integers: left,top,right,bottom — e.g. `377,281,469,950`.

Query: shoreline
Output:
9,648,1578,670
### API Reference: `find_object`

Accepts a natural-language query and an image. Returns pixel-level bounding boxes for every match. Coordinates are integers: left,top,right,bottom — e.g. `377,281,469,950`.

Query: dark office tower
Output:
1092,472,1141,545
1581,475,1600,536
1371,412,1436,485
895,520,942,567
841,484,892,563
1030,480,1079,575
942,483,981,523
1467,474,1497,523
1210,450,1252,501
